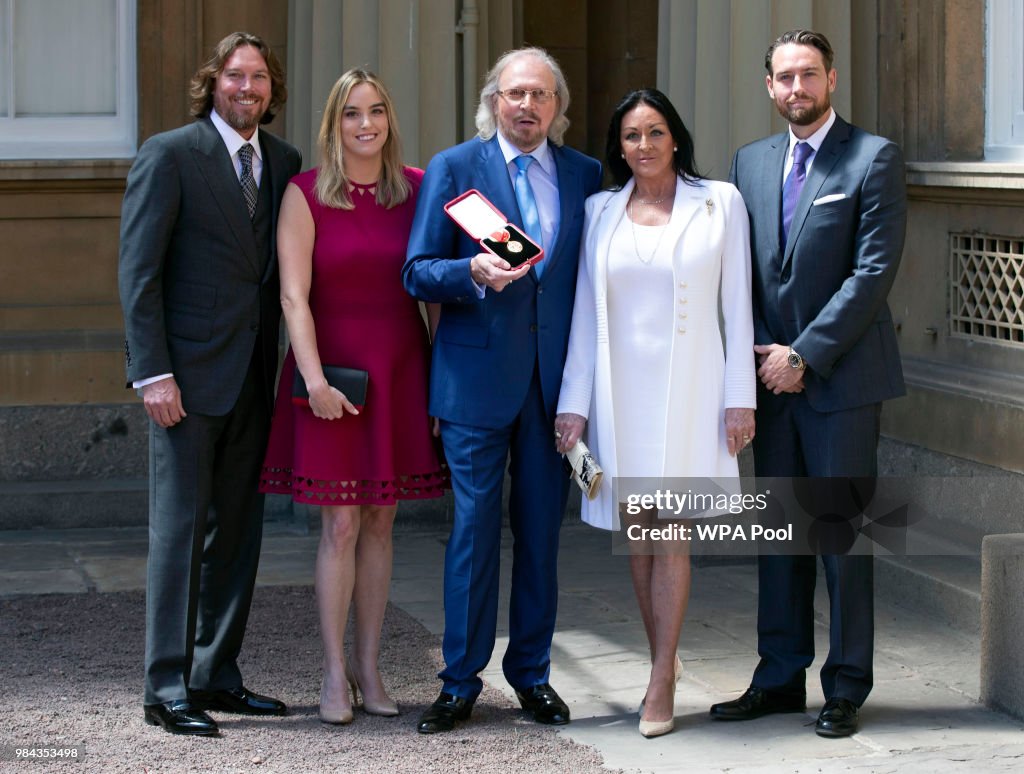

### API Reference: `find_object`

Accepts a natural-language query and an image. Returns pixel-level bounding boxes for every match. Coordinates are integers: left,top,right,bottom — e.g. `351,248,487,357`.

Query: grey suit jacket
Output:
730,114,907,413
118,117,301,415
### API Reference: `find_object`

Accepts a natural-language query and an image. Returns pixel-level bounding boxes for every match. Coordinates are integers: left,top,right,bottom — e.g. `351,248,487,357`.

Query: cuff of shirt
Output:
133,373,173,390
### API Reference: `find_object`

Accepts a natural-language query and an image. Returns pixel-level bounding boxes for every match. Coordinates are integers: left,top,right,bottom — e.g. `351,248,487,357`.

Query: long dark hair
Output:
604,88,702,189
189,32,287,125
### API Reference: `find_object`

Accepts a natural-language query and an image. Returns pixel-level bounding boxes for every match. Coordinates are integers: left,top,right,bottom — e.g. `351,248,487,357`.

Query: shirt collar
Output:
211,109,262,160
788,108,836,156
496,131,554,177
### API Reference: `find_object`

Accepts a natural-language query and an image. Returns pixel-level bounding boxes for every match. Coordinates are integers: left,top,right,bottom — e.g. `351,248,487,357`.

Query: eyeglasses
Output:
497,88,557,104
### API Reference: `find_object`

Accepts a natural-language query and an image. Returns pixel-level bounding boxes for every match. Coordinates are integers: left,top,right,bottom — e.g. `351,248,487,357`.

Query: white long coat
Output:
557,177,757,530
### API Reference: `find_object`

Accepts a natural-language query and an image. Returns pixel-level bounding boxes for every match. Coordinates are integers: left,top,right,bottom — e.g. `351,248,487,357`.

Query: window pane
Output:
0,0,8,116
13,0,116,116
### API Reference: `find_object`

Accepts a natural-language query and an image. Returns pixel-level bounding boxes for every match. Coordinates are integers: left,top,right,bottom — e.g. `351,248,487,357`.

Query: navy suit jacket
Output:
730,114,907,413
119,117,301,415
403,136,602,428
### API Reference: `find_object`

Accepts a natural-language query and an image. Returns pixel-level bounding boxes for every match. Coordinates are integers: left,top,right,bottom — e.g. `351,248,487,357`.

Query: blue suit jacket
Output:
403,136,602,428
730,115,907,413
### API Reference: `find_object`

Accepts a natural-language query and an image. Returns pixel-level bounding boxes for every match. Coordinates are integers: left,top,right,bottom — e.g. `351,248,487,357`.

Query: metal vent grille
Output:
950,233,1024,346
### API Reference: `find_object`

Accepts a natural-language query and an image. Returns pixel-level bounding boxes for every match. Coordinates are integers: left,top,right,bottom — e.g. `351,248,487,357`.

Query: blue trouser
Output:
437,371,568,701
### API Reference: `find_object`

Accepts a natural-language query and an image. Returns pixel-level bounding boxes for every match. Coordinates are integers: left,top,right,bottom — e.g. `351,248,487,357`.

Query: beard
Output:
498,111,546,151
221,104,263,133
213,92,267,134
776,91,830,126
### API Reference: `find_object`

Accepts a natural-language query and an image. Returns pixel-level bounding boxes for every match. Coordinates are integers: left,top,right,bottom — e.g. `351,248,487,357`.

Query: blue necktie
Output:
513,155,543,275
781,141,812,248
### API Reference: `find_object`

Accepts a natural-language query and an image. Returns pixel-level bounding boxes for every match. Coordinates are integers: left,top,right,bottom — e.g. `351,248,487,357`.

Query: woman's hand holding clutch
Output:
554,413,587,454
308,383,360,420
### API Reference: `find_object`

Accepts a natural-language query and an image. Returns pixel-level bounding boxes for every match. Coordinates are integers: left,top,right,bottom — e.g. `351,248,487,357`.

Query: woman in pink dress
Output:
261,69,444,725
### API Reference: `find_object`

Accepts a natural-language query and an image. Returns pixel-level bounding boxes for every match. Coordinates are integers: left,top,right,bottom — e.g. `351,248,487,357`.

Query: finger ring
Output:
742,435,750,441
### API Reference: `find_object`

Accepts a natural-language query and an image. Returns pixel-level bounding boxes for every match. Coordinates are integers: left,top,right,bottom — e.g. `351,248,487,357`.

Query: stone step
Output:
875,517,983,634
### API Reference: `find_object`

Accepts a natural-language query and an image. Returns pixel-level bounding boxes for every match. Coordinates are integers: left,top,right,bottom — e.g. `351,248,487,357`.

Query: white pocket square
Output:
812,193,848,206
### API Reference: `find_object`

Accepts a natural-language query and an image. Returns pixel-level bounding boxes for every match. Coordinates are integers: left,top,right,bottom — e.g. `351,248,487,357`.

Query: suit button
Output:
538,287,544,294
530,324,538,333
250,324,259,332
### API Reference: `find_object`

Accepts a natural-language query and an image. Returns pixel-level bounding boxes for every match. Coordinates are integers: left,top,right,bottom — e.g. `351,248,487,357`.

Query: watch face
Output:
788,352,803,369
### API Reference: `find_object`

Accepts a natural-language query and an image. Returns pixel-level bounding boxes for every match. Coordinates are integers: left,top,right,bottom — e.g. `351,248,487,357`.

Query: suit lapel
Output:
541,144,578,278
762,133,788,271
782,117,851,270
661,179,705,255
190,118,261,275
258,134,284,283
475,137,519,227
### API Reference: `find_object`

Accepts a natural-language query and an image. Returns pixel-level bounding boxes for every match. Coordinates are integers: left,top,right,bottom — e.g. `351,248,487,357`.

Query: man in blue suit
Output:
709,30,906,737
403,47,601,734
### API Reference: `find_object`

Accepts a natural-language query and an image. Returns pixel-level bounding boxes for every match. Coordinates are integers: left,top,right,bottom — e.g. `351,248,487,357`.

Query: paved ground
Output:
1,518,1022,773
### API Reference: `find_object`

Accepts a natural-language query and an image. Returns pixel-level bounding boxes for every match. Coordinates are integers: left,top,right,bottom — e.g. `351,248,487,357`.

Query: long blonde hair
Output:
314,68,411,210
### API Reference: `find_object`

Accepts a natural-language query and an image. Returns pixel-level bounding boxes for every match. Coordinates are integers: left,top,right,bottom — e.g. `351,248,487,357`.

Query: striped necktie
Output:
238,143,258,219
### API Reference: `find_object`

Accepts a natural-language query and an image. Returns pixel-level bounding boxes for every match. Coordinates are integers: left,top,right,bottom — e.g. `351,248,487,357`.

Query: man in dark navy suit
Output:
403,47,601,733
710,29,907,738
119,32,301,737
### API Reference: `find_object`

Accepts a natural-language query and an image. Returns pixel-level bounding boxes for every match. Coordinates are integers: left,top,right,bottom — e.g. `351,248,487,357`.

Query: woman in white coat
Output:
555,89,756,738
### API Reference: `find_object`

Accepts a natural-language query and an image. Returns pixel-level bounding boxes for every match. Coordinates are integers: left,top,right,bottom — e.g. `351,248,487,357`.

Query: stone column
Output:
981,533,1024,720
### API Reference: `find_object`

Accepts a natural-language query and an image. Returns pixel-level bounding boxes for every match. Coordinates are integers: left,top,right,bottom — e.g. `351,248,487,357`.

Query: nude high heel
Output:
347,663,399,717
319,678,354,725
639,712,675,738
639,654,684,715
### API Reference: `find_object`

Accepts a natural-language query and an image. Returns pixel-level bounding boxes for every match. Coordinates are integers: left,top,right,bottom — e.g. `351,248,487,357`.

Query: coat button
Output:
678,313,687,319
250,324,259,332
538,287,544,294
677,327,686,334
530,324,538,333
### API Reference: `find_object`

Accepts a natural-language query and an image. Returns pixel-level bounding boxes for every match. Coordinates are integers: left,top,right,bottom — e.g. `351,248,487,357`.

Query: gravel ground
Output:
0,587,613,774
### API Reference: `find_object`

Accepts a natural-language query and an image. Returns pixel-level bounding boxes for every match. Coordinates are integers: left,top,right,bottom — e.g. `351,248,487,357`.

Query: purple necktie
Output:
781,141,812,248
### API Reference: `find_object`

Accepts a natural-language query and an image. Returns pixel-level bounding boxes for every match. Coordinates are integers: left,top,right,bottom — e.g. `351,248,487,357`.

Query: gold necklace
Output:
628,197,670,265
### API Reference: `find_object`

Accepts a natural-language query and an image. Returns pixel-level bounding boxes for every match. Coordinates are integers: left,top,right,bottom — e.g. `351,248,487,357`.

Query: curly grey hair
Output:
474,47,571,146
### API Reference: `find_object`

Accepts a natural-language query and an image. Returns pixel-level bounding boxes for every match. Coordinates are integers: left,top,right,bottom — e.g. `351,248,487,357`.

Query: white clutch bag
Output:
564,438,603,501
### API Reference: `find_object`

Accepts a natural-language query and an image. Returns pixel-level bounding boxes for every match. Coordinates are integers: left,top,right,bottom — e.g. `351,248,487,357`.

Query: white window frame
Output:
986,0,1024,161
0,0,137,160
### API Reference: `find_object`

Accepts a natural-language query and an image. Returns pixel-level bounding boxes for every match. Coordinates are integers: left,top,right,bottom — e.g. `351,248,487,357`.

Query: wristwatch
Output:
787,347,806,370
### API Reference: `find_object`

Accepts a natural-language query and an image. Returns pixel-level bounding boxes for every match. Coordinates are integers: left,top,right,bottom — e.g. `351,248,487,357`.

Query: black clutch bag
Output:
292,365,369,409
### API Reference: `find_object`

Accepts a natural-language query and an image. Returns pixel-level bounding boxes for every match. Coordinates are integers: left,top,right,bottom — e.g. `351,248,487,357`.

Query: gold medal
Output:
507,240,523,253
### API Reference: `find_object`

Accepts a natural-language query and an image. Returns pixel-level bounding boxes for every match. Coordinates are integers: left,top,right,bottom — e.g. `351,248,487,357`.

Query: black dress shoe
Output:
417,692,474,734
191,686,287,716
816,697,859,737
709,686,806,720
515,683,570,725
144,700,219,736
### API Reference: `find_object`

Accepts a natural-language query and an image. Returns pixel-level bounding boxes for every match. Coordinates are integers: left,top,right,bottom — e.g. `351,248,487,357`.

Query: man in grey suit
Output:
709,29,906,737
118,31,301,737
